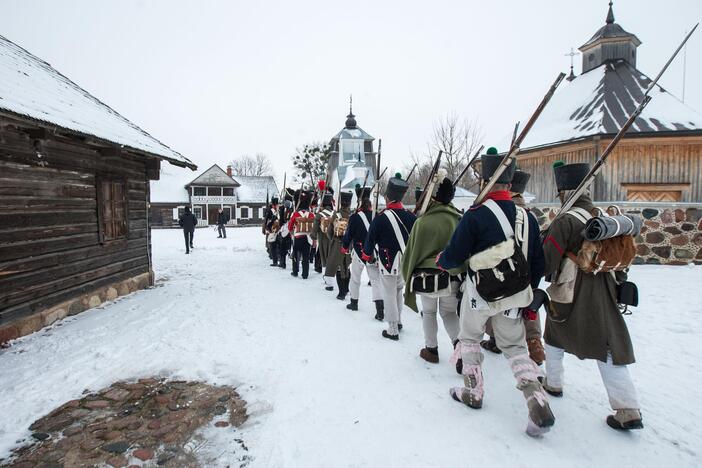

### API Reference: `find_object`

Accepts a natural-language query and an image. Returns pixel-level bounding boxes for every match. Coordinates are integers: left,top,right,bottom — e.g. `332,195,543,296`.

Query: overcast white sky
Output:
2,0,701,182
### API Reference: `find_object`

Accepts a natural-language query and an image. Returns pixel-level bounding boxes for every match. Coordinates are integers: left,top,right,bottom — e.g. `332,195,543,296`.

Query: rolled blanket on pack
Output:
581,214,642,241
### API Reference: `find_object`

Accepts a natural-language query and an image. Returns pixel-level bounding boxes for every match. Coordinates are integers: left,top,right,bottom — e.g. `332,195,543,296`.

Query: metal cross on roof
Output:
565,47,578,81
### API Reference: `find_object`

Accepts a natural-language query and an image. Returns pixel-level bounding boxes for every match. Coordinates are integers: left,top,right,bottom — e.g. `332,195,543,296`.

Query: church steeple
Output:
579,1,641,73
345,94,357,129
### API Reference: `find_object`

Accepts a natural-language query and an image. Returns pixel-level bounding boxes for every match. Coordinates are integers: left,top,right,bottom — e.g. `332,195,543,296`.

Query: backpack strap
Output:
384,210,407,254
516,207,529,259
483,199,514,238
566,207,592,225
359,211,370,232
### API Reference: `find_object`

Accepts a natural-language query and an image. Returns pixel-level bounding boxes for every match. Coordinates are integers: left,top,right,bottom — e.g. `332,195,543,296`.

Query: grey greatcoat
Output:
325,207,352,278
543,195,635,365
311,208,333,269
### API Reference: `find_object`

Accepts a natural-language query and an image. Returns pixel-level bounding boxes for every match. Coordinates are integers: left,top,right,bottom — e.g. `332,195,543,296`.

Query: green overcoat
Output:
325,207,352,278
401,201,465,312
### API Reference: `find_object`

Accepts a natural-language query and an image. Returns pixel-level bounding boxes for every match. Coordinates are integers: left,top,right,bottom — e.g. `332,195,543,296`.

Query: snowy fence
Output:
531,202,702,265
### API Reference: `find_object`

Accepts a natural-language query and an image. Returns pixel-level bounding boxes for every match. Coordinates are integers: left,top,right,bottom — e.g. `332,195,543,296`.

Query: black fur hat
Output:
297,190,311,210
510,170,531,195
385,173,409,202
481,147,515,184
434,177,455,204
322,192,334,208
414,187,423,203
340,191,353,208
553,161,589,191
271,197,279,205
355,184,372,200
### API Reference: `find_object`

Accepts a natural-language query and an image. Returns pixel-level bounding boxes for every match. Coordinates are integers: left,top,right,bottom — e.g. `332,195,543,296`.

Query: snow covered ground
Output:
1,227,701,467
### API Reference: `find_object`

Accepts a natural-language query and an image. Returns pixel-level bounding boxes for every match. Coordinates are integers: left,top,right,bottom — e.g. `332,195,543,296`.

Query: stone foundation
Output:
531,202,702,265
0,271,154,346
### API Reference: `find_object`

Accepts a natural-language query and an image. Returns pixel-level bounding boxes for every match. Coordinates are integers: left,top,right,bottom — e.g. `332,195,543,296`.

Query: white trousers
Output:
458,306,527,365
379,273,404,327
419,294,459,348
349,253,381,301
545,344,640,410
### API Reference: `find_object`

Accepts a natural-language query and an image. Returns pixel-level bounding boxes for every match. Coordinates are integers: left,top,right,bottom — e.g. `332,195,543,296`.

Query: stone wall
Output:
0,271,153,345
531,203,702,265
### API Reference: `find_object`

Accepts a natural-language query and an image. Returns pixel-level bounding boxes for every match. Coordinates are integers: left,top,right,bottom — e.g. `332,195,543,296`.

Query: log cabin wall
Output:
0,120,155,328
516,135,702,203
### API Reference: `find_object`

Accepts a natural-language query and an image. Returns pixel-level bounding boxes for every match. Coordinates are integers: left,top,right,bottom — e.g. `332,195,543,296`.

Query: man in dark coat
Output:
542,161,642,431
288,190,315,279
362,173,416,340
277,197,293,269
326,191,353,300
436,148,553,437
178,206,197,254
342,185,382,316
216,208,229,238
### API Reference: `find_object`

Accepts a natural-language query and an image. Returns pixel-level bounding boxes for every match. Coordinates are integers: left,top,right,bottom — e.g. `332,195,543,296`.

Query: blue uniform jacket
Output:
343,209,373,259
362,205,417,273
437,195,544,288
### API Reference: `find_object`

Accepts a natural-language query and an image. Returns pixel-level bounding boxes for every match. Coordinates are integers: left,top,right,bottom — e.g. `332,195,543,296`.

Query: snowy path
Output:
1,227,701,467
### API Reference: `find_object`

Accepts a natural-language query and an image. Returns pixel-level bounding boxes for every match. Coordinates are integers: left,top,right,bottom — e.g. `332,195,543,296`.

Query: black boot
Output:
374,300,384,321
346,299,358,311
336,274,347,300
453,340,463,375
480,336,502,354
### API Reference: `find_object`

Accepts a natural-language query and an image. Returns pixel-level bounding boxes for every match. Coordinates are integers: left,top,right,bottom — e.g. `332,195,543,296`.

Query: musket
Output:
453,144,484,188
474,72,566,205
373,139,382,214
371,166,388,217
405,163,418,182
510,121,520,148
280,172,287,199
415,151,443,216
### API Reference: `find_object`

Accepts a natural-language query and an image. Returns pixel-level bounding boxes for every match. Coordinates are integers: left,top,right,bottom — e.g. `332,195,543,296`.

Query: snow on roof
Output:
150,165,193,203
517,61,702,152
188,164,239,187
234,176,279,203
0,35,195,169
331,126,374,141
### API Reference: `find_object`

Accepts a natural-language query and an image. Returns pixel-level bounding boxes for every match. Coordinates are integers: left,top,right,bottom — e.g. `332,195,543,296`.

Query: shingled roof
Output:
0,35,195,169
519,60,702,152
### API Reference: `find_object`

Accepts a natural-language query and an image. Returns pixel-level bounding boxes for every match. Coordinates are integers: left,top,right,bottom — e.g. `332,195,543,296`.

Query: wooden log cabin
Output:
0,35,196,344
509,2,702,203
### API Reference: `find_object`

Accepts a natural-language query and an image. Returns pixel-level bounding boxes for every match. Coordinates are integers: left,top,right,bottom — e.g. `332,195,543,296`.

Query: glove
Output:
362,252,373,263
341,247,349,254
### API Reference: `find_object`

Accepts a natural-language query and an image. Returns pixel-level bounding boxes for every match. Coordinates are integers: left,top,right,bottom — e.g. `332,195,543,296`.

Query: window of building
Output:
589,53,594,62
223,207,231,220
208,187,220,196
223,187,234,196
342,139,363,163
193,187,206,196
97,177,128,243
240,207,249,219
193,206,203,219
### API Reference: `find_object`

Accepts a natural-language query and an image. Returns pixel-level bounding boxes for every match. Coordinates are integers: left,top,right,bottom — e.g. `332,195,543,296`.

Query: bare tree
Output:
229,153,274,177
430,113,483,189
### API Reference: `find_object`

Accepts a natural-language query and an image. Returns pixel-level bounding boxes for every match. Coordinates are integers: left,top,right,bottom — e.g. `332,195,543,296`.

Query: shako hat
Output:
510,170,531,195
271,197,279,205
322,192,334,207
481,147,515,184
385,173,409,202
297,190,312,210
339,191,353,208
414,187,424,203
355,184,372,200
284,187,295,201
553,161,589,191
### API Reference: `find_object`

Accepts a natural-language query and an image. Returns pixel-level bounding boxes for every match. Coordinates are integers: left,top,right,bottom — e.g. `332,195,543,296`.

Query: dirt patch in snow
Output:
2,378,250,467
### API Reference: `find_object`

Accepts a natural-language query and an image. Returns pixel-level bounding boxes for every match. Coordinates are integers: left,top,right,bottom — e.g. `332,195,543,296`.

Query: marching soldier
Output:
326,191,353,300
436,148,553,437
542,161,642,430
342,185,383,317
276,190,295,270
265,197,280,266
401,175,462,364
312,192,335,290
288,190,315,279
481,170,546,365
362,173,416,341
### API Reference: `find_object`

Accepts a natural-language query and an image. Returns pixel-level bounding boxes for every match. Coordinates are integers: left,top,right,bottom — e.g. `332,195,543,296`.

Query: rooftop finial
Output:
345,95,357,128
606,1,615,24
349,94,353,115
565,47,578,81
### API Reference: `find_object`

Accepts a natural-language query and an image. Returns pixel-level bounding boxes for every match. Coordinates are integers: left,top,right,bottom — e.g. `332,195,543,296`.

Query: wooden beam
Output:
621,183,690,191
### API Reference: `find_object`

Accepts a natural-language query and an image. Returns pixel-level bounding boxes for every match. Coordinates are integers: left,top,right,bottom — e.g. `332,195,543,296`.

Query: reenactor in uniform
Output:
326,191,353,300
288,190,315,279
436,148,554,437
312,192,335,290
542,161,642,430
362,174,416,341
342,185,383,317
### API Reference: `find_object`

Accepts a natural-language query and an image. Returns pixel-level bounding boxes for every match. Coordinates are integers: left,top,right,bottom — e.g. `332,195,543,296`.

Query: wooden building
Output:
0,35,196,343
511,2,702,203
149,164,278,227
